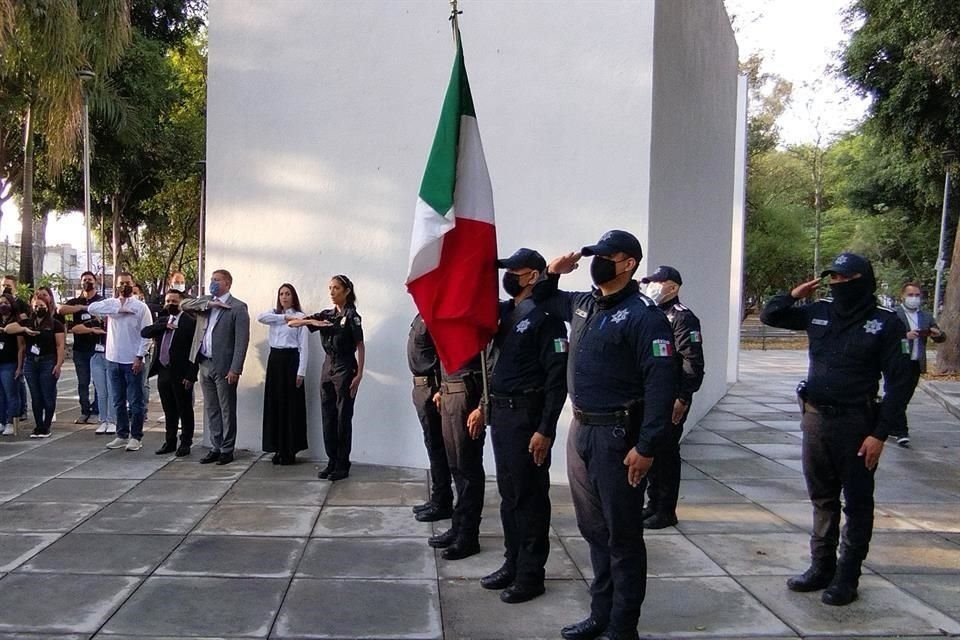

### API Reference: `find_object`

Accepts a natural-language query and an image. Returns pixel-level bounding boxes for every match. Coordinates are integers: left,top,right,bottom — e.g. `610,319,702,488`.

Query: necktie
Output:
160,324,174,367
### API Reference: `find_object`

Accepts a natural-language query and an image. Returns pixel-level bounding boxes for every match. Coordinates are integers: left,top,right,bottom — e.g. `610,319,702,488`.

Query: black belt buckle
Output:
612,426,626,438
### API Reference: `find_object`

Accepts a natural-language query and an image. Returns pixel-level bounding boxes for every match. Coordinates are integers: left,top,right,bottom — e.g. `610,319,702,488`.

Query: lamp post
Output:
77,69,96,274
933,149,957,318
197,160,206,295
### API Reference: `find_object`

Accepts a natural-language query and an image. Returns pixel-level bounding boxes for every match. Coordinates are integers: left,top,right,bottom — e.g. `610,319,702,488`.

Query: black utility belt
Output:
440,375,480,394
573,405,637,426
413,375,438,388
802,400,874,418
489,390,543,409
270,347,298,353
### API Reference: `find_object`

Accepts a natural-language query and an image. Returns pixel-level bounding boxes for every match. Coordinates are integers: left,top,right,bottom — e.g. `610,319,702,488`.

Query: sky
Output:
724,0,871,146
2,1,868,251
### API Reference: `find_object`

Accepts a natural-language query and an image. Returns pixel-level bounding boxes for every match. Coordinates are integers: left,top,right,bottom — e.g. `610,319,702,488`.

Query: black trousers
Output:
440,381,485,541
320,369,356,472
412,382,452,507
490,402,551,586
157,366,195,446
895,362,922,438
644,402,689,517
801,404,876,568
568,417,647,633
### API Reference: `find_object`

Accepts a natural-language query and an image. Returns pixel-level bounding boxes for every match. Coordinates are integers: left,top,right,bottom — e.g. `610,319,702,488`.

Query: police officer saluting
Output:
476,248,567,604
536,231,676,640
407,314,453,522
638,266,704,529
761,253,913,606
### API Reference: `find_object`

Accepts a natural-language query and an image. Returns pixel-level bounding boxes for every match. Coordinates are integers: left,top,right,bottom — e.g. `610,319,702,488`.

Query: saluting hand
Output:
790,278,822,300
528,433,552,466
623,449,653,488
548,252,582,275
857,435,884,471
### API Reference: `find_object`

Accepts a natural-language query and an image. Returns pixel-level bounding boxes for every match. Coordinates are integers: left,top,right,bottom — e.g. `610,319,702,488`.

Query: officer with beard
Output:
536,230,676,640
761,253,912,606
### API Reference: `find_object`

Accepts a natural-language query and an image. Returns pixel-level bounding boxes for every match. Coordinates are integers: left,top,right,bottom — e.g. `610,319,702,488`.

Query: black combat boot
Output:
787,560,836,592
822,560,861,606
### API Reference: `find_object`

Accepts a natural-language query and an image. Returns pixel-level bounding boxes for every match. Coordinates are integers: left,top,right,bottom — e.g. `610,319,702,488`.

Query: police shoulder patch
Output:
353,315,362,326
673,303,688,312
819,297,833,303
876,304,895,313
688,330,702,343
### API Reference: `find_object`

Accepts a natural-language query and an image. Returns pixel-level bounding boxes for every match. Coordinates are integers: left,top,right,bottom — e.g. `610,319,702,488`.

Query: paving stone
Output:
439,577,589,640
194,504,319,536
18,533,180,575
100,576,287,637
680,444,758,461
275,578,441,639
722,428,802,445
739,575,960,637
325,480,427,506
881,503,960,533
0,456,84,479
742,443,803,459
723,478,810,502
873,477,960,503
437,536,579,580
687,532,811,576
116,479,233,504
0,573,140,634
157,534,305,578
883,573,960,618
59,454,171,480
149,456,251,480
222,479,330,506
0,533,60,571
0,501,101,532
240,458,328,480
678,429,729,445
762,502,924,533
346,463,429,482
0,476,48,502
689,457,803,480
676,479,752,504
864,532,960,574
312,506,433,538
76,502,211,534
679,462,709,481
14,478,140,503
638,576,795,637
675,503,797,535
297,538,435,580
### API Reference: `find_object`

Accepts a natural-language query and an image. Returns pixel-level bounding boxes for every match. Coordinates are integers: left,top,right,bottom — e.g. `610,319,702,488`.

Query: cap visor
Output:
820,267,856,278
581,243,615,257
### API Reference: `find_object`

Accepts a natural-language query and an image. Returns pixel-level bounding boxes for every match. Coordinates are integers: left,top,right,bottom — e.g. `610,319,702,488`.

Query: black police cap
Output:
496,248,546,272
641,265,683,286
820,253,872,279
581,230,643,262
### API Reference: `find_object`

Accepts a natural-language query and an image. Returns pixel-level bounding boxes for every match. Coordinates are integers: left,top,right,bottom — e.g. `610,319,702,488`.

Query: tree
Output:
841,0,960,371
0,1,131,285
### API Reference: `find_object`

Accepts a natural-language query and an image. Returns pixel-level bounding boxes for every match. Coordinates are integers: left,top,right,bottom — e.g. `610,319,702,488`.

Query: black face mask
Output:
117,285,133,298
82,282,95,292
502,272,526,297
165,304,180,315
34,307,48,318
2,286,11,295
590,256,621,286
829,277,874,313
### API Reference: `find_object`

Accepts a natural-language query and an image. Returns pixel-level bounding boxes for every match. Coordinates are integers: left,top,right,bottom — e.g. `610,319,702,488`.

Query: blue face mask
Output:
209,281,222,297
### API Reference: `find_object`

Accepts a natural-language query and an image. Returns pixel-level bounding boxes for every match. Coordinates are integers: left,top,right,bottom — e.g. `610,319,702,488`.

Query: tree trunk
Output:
936,191,960,373
32,209,48,278
111,193,121,277
18,104,34,286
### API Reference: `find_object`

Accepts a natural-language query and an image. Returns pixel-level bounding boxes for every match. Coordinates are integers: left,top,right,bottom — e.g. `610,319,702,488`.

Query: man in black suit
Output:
142,290,199,456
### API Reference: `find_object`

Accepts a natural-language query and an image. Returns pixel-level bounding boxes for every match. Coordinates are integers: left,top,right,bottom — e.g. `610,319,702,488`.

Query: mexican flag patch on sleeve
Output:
689,330,702,343
554,338,569,353
652,339,673,357
900,339,910,354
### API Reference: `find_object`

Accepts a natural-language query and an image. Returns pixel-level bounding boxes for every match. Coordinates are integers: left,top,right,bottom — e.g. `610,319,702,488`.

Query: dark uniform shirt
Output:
760,293,913,439
0,317,21,365
659,297,705,404
408,314,441,378
309,306,363,375
65,293,105,353
24,318,65,358
535,277,677,457
489,299,568,438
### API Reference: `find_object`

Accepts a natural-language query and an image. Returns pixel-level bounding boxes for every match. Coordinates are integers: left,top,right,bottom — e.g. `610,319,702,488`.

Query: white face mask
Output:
903,295,922,310
645,282,666,304
170,282,186,293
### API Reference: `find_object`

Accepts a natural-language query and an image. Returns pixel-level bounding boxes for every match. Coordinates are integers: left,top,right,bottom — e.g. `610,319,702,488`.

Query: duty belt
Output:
489,390,543,410
573,405,633,426
413,375,438,388
441,372,481,394
803,400,873,418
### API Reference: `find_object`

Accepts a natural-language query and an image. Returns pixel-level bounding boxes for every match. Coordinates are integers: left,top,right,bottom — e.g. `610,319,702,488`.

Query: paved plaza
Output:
0,350,957,639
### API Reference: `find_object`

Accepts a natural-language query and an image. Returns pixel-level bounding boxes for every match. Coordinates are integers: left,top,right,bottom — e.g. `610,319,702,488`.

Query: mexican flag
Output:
406,30,499,373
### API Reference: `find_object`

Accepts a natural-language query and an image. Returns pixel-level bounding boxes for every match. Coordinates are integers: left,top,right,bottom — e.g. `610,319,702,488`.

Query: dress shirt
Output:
902,307,921,361
257,308,309,377
87,297,153,364
201,291,232,358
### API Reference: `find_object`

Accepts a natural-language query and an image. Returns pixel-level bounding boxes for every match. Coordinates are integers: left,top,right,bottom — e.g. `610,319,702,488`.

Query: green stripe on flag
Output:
901,339,910,354
418,34,477,217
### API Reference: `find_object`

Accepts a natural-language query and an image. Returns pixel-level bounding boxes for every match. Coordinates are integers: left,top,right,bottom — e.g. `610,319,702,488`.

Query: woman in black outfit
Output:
0,294,25,436
289,275,364,481
257,283,309,465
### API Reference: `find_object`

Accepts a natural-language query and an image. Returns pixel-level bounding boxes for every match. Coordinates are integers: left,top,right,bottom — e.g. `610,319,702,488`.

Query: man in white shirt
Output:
87,271,153,452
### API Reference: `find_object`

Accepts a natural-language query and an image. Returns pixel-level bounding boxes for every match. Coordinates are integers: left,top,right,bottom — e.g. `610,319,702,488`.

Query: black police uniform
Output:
644,296,704,524
309,305,363,476
65,292,105,419
537,277,675,634
761,262,912,602
488,298,568,588
407,315,453,513
436,353,485,555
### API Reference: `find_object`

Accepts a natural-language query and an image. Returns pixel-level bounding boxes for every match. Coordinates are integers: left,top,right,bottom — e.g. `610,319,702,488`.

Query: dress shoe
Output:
279,455,296,465
415,504,453,522
155,441,177,455
428,528,458,549
74,415,91,424
500,582,545,604
199,451,220,464
561,616,606,640
639,507,655,521
642,512,678,530
441,538,480,560
317,464,334,479
596,630,640,640
328,469,349,481
272,453,281,465
480,566,515,590
787,564,835,592
217,452,234,465
412,501,435,514
175,444,191,457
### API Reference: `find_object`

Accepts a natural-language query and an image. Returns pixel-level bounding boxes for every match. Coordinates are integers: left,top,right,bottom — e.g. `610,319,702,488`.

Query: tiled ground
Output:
0,350,957,638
